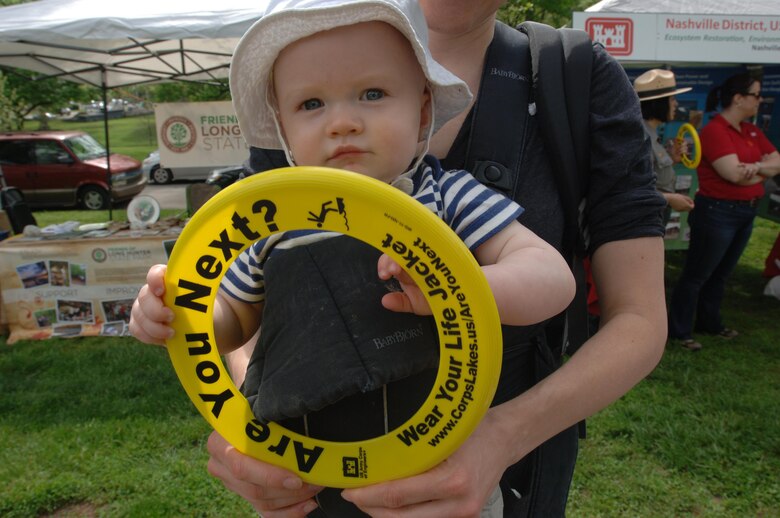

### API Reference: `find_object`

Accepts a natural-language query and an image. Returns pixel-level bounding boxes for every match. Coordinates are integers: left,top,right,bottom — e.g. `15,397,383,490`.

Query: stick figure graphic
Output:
307,197,349,229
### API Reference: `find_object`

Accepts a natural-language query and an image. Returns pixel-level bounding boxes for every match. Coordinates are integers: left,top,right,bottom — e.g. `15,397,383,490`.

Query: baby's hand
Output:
377,254,432,315
129,264,175,346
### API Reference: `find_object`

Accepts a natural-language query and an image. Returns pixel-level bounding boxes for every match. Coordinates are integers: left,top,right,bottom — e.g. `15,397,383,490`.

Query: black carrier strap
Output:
519,21,593,357
465,22,532,195
519,21,592,258
468,20,594,358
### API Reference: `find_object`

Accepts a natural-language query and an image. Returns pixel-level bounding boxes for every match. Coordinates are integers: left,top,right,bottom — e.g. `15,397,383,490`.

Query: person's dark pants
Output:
669,195,757,339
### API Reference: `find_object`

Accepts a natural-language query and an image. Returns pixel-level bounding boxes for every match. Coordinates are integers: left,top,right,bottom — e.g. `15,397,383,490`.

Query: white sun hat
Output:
229,0,472,150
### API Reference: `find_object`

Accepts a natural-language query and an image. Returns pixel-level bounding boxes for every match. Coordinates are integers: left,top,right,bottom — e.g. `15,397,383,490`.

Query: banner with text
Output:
0,234,176,344
154,101,249,168
573,12,780,64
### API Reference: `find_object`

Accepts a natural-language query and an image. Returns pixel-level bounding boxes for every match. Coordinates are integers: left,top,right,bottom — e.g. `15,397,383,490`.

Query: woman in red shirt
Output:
669,72,780,350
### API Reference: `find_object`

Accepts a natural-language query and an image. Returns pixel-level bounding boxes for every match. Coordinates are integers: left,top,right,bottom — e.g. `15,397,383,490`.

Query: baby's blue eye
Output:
364,89,385,101
302,99,323,110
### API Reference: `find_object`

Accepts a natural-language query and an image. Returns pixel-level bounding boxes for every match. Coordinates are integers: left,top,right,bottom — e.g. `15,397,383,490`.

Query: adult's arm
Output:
710,154,765,185
341,237,667,516
703,120,779,184
758,150,780,178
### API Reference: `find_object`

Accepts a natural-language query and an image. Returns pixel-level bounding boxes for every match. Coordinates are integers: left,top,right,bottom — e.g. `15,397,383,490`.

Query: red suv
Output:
0,131,147,210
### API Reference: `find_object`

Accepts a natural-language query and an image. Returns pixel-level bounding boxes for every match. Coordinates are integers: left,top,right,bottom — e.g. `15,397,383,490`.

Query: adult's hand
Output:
664,192,695,212
667,137,688,164
738,161,761,179
206,431,323,517
342,408,510,517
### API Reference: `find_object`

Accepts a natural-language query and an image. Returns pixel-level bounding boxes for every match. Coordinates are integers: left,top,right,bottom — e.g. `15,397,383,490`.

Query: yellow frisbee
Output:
164,167,502,487
677,122,702,169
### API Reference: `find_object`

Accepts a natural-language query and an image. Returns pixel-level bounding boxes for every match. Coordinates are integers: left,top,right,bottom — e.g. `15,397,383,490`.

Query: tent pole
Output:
101,67,113,221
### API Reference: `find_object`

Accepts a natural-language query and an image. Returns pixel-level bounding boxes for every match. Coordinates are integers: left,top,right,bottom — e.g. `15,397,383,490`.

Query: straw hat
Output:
633,69,692,101
229,0,472,150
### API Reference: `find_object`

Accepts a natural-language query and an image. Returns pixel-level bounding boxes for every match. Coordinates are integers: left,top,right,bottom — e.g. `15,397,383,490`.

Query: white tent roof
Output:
0,0,270,88
586,0,780,16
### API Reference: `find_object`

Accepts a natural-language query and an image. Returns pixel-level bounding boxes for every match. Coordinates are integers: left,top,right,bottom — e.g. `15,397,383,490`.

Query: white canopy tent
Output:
574,0,780,64
0,0,269,88
0,0,270,215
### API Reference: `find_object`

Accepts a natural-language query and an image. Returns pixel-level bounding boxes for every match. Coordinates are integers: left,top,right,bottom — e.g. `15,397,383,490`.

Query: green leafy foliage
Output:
0,69,92,130
0,74,21,131
498,0,593,28
152,81,231,103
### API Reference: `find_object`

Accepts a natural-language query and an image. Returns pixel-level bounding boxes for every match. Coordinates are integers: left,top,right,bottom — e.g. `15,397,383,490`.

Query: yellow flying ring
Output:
164,167,502,488
677,122,701,169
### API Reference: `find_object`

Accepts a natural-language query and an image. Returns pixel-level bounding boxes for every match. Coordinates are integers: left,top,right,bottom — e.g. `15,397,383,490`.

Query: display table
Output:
0,228,179,344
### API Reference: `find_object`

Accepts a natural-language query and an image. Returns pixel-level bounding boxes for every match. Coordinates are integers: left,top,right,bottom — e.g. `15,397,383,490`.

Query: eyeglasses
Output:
744,92,762,99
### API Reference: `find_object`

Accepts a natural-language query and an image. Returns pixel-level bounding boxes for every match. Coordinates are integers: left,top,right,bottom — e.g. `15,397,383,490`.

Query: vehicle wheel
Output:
79,185,109,210
152,167,173,184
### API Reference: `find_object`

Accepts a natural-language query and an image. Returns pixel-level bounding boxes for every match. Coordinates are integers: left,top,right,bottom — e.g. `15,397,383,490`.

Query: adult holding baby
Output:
157,0,669,516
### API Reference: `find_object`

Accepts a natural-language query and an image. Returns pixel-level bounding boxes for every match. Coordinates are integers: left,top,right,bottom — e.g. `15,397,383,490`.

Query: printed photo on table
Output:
16,261,49,288
101,298,134,323
100,322,125,336
49,260,70,287
69,263,87,285
56,299,95,323
34,308,57,328
51,323,82,337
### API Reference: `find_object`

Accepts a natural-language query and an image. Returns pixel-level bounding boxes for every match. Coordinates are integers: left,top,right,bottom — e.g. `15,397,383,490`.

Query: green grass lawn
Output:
31,208,184,228
1,214,778,517
569,218,780,517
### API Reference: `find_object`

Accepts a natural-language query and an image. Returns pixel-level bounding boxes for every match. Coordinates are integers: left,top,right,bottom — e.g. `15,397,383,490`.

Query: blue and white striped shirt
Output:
221,155,524,303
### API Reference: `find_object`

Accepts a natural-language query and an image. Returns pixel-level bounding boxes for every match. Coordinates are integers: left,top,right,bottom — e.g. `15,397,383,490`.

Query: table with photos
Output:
0,225,180,344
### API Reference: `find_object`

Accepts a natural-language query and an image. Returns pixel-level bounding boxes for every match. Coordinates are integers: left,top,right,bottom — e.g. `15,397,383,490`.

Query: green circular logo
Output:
91,248,107,263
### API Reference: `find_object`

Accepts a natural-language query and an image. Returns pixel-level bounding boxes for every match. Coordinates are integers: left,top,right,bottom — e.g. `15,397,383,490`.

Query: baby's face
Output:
273,21,430,183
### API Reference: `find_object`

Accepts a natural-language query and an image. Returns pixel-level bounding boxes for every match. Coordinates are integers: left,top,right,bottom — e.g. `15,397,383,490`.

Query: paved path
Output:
139,183,188,210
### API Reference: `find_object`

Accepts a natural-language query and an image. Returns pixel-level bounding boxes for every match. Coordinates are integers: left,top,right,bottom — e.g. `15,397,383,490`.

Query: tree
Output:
0,69,93,130
152,81,231,103
498,0,594,28
0,73,21,131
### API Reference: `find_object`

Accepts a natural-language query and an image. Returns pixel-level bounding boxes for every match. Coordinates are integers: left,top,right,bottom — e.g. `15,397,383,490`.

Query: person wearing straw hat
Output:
130,0,577,515
634,69,696,226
